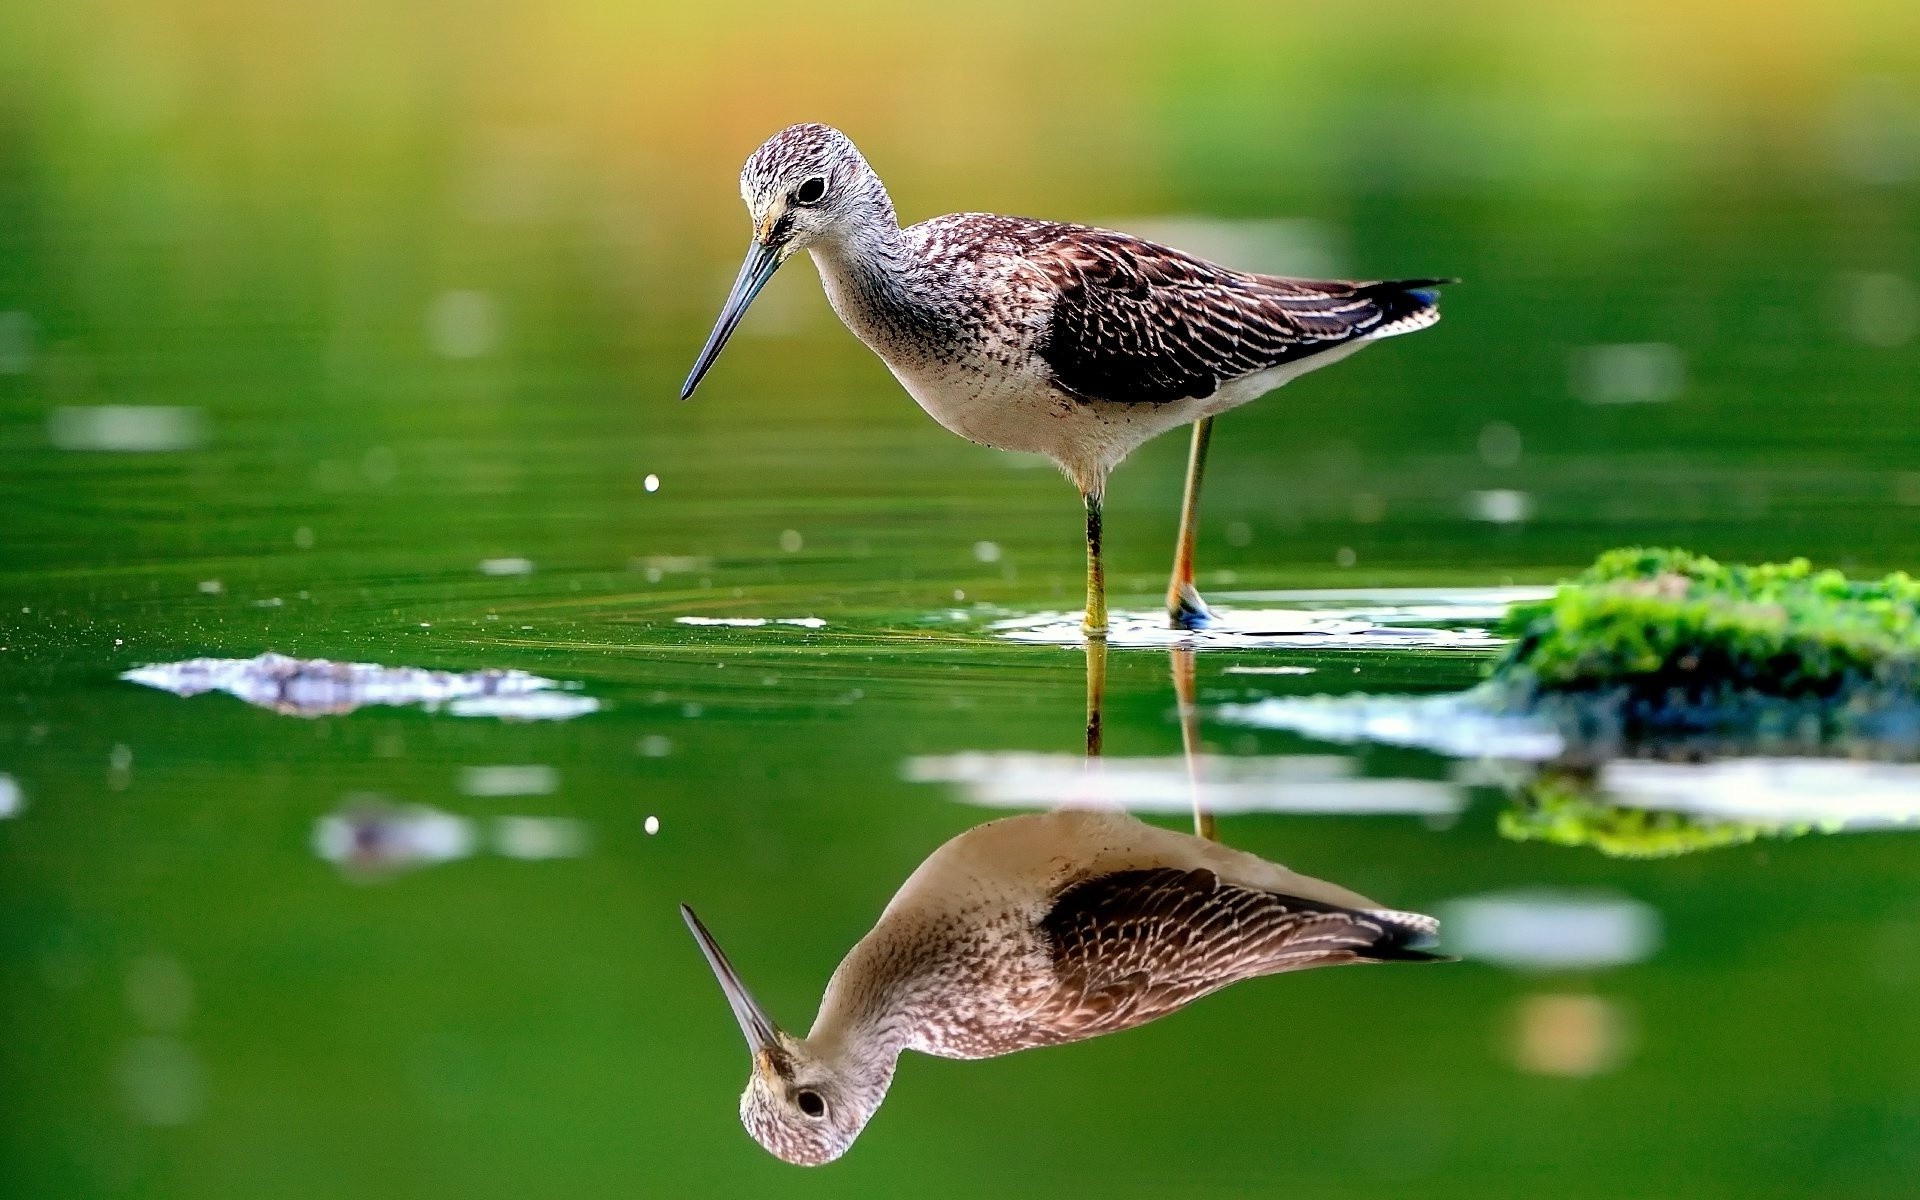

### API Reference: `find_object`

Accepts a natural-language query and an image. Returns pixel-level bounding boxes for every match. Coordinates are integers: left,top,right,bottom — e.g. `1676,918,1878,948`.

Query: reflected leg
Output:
1170,645,1217,840
1167,417,1216,631
1083,489,1109,638
1085,636,1108,759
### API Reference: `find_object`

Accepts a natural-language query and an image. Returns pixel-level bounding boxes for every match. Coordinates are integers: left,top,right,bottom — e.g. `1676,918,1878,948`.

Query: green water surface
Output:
5,3,1920,1197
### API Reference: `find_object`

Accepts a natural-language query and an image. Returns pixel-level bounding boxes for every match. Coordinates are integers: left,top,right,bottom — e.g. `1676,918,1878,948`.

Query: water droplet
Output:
1466,489,1533,524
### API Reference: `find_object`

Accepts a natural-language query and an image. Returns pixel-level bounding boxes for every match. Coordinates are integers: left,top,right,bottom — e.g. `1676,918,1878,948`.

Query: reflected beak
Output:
680,903,781,1057
680,239,783,399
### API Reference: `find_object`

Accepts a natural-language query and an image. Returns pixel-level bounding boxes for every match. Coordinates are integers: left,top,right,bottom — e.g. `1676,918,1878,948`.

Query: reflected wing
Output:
1028,226,1443,405
1031,867,1437,1042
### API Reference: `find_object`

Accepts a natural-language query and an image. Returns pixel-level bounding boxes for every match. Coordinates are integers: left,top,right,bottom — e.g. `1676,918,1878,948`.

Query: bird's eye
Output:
795,1089,827,1118
792,176,828,206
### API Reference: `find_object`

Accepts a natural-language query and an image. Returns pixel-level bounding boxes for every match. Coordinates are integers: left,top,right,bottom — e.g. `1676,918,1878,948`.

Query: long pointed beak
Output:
680,903,780,1056
680,239,783,399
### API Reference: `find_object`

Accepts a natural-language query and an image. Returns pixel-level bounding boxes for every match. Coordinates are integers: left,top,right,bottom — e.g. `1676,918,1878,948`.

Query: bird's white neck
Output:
808,222,946,364
803,925,931,1070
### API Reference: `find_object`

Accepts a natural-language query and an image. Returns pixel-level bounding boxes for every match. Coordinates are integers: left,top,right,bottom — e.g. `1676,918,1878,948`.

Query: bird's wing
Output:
1030,866,1437,1041
1018,223,1443,405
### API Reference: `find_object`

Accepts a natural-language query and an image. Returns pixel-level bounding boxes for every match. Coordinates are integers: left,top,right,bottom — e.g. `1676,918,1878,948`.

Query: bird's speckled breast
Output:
817,872,1064,1062
808,219,1168,491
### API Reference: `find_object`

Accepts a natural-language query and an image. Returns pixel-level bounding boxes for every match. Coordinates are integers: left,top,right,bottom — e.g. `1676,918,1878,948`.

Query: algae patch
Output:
1486,548,1920,744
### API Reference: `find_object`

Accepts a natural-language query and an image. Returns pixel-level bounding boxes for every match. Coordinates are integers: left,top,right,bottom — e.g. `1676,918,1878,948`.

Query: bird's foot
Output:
1168,582,1214,631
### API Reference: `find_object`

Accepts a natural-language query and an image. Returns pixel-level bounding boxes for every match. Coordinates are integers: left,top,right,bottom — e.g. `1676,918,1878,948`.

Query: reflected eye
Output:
792,177,828,206
795,1089,826,1118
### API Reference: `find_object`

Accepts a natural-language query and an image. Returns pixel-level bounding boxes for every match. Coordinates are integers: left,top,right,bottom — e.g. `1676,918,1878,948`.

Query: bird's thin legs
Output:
1167,417,1216,631
1170,646,1217,840
1083,490,1108,639
1084,637,1108,759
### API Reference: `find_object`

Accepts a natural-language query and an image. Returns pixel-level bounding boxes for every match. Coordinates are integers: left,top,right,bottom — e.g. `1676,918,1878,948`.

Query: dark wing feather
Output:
1027,225,1443,405
1030,867,1438,1043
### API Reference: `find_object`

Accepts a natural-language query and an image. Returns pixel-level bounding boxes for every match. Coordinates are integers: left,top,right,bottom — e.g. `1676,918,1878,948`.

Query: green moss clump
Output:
1497,768,1809,859
1487,549,1920,741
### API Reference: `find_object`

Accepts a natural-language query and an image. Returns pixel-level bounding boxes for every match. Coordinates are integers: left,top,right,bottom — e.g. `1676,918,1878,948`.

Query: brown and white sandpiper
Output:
681,123,1447,636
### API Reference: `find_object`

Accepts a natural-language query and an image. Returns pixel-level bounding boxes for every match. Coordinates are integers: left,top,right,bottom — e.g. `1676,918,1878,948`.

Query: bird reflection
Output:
682,641,1446,1165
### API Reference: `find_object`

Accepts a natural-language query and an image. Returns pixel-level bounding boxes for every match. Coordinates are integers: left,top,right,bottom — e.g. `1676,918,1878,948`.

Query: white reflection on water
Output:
1600,758,1920,828
1217,586,1554,622
447,693,600,720
1221,691,1920,840
0,773,21,818
314,800,475,878
1465,488,1533,524
492,816,588,859
1443,889,1661,971
122,653,599,719
905,751,1462,815
676,615,826,629
1218,692,1568,761
459,765,559,797
991,608,1502,651
314,800,589,879
49,404,206,452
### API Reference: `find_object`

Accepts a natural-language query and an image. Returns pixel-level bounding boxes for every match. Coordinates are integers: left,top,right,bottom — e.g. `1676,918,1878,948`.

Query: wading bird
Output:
682,123,1446,635
681,806,1443,1165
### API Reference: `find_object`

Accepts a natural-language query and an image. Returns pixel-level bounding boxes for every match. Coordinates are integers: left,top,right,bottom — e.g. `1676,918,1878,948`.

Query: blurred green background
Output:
3,2,1920,1197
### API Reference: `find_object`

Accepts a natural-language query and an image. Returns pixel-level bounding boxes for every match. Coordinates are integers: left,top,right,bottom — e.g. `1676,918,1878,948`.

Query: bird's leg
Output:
1167,417,1216,631
1083,489,1109,639
1084,636,1107,759
1170,646,1217,840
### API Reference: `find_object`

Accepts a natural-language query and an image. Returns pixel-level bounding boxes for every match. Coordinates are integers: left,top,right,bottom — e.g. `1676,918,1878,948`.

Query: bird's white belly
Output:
881,356,1192,494
879,335,1378,495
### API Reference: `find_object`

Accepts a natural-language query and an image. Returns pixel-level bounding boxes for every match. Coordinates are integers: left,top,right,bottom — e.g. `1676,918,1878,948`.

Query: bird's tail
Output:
1359,277,1452,340
1355,907,1452,963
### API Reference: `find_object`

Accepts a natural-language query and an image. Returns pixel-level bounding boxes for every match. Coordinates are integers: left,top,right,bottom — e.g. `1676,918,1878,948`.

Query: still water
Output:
6,3,1920,1197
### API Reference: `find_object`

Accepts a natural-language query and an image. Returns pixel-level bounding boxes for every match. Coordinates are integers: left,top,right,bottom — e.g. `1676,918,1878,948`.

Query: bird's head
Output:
740,123,886,257
681,123,890,399
681,904,893,1166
